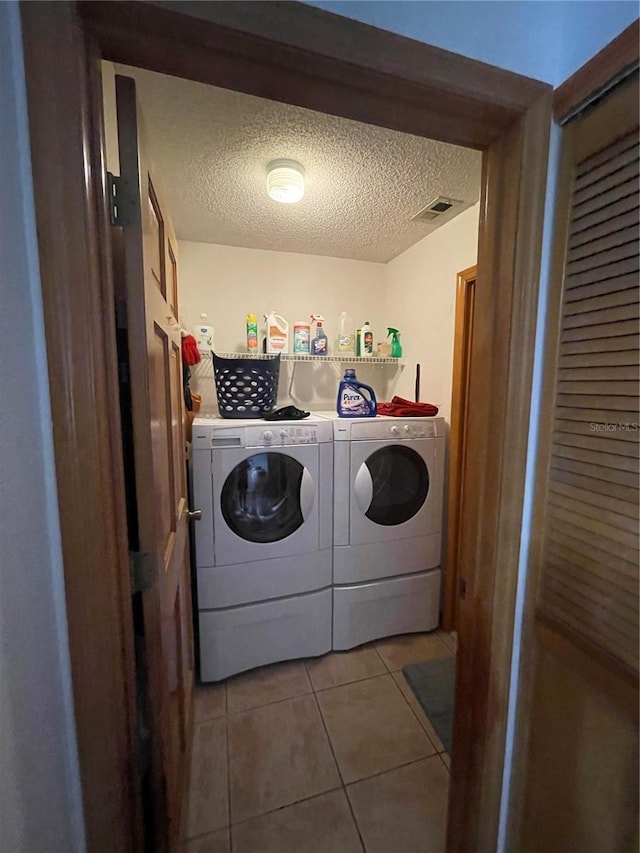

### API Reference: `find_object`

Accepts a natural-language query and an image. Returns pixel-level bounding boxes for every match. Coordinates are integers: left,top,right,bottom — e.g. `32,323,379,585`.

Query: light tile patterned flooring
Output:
182,630,457,853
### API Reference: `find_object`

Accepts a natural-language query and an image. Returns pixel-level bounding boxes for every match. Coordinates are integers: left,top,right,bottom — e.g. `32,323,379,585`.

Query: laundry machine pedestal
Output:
333,570,440,650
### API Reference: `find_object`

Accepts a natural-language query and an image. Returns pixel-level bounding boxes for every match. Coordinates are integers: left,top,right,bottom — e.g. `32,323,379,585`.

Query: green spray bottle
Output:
387,327,403,358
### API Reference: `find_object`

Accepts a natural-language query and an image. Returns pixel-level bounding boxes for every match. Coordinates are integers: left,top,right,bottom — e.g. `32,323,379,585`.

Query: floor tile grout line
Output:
438,752,452,775
223,783,344,832
225,685,314,717
313,669,399,698
183,825,232,845
311,689,347,788
309,667,392,694
370,642,388,670
304,647,390,693
310,687,366,852
345,751,448,790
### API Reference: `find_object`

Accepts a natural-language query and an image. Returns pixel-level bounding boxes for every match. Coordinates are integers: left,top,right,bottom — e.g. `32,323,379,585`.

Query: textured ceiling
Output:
117,65,482,263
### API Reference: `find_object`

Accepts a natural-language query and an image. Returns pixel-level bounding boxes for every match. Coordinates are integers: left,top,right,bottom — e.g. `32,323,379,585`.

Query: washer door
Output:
355,445,429,526
221,452,310,543
350,438,443,545
212,445,318,565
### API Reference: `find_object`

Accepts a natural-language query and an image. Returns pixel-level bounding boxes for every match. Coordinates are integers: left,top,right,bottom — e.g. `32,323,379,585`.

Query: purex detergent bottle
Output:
337,368,377,417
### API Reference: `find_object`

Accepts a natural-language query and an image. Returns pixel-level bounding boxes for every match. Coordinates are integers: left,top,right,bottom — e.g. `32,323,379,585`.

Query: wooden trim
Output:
20,2,552,850
554,18,639,123
153,0,546,112
447,91,553,851
78,1,548,151
19,4,140,851
442,265,477,632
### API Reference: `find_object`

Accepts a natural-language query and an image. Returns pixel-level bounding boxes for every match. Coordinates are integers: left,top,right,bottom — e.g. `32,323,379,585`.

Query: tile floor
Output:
182,630,456,853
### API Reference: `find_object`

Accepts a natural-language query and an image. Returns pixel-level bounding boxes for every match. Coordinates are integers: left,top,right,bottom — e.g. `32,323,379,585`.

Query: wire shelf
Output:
206,351,406,366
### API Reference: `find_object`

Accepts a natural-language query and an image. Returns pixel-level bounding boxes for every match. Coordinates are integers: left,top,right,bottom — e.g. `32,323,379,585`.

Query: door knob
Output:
186,509,202,521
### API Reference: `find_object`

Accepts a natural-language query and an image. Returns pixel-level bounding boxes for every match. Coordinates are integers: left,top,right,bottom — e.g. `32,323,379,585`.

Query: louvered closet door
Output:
519,73,639,853
544,123,639,673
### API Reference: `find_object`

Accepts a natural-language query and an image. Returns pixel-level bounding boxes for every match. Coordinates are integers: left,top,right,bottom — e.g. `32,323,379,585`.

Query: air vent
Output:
411,196,463,223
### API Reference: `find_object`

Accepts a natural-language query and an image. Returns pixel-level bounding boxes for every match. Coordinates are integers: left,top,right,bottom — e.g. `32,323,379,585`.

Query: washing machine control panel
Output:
388,423,430,437
255,426,318,446
348,418,440,440
191,416,332,448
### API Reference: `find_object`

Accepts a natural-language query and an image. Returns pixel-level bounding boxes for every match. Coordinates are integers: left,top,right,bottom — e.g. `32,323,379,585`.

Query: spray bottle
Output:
387,327,403,358
310,314,328,355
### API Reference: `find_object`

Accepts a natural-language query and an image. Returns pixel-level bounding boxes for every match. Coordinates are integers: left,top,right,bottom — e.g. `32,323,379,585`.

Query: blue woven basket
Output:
212,353,281,419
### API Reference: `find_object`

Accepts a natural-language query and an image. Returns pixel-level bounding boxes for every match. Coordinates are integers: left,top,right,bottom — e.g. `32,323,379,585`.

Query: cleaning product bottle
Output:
337,368,377,417
361,320,374,357
194,313,214,351
310,314,328,356
337,312,355,356
293,319,311,353
265,311,289,353
387,327,403,358
246,313,258,352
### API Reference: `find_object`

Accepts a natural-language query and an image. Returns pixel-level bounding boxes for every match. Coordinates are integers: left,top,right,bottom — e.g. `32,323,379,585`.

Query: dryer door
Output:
350,437,444,545
212,445,319,565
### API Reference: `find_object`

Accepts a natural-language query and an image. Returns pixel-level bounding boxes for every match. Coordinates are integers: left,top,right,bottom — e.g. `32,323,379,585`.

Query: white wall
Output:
384,204,479,422
179,205,478,417
0,5,85,852
178,240,386,351
178,241,390,410
306,1,638,86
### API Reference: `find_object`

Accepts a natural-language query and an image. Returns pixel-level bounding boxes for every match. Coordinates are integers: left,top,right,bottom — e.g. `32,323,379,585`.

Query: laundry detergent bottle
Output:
337,368,377,417
265,311,289,353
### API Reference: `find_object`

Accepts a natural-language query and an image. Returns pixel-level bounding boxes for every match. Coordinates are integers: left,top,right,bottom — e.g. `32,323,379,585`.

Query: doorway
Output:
20,2,551,850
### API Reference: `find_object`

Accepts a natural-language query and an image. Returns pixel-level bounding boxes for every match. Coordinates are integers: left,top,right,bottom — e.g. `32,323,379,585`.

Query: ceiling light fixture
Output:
267,159,305,204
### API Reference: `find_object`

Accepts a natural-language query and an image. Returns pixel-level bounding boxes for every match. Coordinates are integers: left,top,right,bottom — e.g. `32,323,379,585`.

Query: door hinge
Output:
107,172,134,227
129,551,156,594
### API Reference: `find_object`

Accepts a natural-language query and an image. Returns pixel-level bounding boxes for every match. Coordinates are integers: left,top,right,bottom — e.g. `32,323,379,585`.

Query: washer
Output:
191,415,333,680
322,414,445,650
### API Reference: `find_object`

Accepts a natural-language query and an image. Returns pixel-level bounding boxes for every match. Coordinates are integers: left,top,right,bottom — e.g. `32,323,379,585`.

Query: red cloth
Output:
181,334,202,366
377,396,439,417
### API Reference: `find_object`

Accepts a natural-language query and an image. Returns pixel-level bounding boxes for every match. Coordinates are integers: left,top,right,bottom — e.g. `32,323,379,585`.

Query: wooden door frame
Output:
442,265,477,633
19,2,551,850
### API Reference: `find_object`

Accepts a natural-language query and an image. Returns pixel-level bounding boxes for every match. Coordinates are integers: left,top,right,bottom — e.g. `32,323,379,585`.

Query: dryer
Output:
191,415,333,680
325,414,445,649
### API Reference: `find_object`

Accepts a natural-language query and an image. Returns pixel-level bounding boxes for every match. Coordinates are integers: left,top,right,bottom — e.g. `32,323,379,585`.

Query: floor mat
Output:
402,656,456,754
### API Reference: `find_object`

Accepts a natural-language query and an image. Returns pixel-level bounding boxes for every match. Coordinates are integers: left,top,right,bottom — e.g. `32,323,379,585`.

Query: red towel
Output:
181,334,202,366
377,396,439,417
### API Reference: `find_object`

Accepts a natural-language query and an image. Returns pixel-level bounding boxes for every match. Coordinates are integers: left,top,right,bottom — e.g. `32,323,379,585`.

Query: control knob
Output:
390,425,400,435
263,430,274,442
